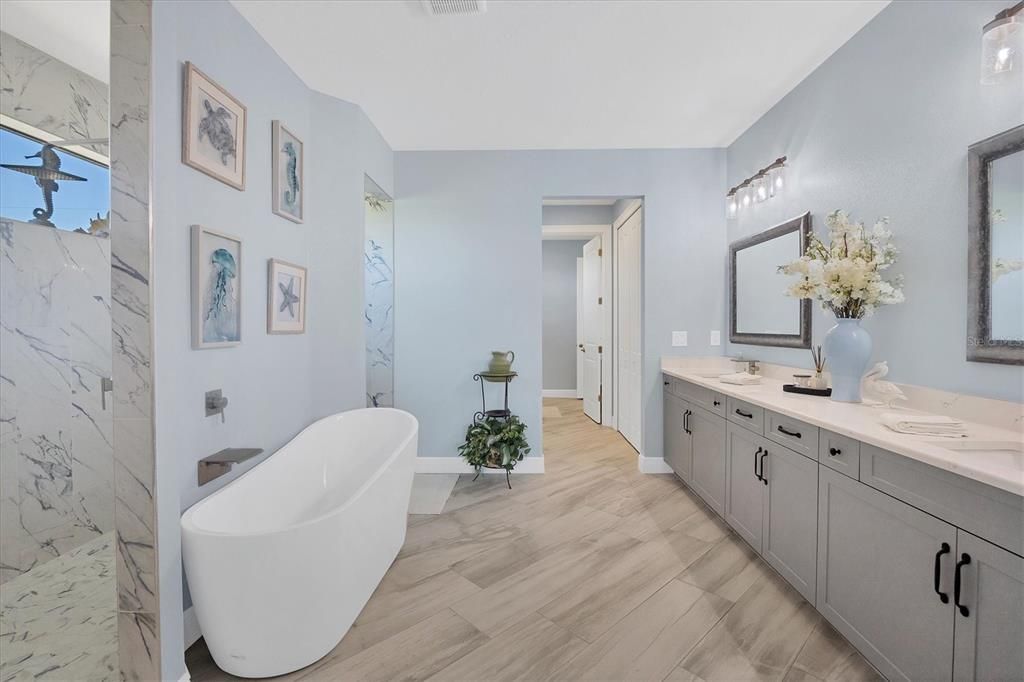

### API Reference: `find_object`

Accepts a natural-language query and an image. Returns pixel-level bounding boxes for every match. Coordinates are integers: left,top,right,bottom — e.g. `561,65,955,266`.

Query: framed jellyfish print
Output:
183,62,247,190
271,121,304,223
192,225,242,349
267,259,307,334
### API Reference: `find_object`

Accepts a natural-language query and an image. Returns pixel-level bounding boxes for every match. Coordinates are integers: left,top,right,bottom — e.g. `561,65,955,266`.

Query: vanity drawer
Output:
818,430,860,479
860,444,1024,556
675,380,725,417
765,411,819,460
727,397,764,433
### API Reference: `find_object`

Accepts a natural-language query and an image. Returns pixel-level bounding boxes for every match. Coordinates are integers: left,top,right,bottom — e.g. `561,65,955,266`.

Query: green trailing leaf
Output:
457,415,531,472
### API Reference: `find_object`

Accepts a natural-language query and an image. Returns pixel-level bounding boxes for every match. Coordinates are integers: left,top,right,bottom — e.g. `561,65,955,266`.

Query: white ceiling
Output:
0,0,109,83
233,0,888,151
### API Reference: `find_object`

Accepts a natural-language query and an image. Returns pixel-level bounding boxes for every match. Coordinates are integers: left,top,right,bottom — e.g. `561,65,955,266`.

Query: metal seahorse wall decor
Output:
1,143,87,227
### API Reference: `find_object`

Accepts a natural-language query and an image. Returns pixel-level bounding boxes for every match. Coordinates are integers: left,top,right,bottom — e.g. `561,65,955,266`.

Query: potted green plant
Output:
458,415,531,476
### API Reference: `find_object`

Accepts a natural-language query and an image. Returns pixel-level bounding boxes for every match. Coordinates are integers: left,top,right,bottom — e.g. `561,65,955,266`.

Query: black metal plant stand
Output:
472,371,517,488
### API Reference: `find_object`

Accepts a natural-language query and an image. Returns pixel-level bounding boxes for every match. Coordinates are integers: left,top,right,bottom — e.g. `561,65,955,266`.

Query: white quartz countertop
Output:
662,365,1024,497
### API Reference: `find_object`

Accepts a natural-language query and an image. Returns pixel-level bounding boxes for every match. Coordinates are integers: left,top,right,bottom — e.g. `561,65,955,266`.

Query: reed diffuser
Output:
810,345,827,390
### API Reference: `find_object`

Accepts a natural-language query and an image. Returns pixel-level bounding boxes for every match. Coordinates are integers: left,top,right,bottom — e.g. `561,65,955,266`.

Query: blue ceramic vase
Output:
824,318,872,402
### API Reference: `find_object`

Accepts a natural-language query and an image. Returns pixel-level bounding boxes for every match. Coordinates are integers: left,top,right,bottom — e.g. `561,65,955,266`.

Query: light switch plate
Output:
710,330,721,346
672,331,688,347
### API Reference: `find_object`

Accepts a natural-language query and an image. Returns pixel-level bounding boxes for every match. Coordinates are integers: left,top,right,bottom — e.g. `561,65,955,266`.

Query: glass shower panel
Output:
0,29,117,680
364,176,394,407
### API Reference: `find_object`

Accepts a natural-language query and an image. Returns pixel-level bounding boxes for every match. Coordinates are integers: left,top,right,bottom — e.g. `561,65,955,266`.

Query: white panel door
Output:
582,236,602,423
616,209,642,451
576,257,584,400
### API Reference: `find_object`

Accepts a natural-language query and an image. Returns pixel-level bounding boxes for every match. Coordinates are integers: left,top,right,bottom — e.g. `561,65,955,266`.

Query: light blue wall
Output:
543,240,585,390
541,204,613,225
395,149,726,461
151,1,392,678
726,0,1024,403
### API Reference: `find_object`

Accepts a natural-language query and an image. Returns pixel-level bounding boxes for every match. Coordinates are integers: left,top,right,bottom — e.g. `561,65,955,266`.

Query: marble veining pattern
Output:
0,533,117,681
109,1,160,679
0,32,109,157
0,220,114,584
365,199,394,408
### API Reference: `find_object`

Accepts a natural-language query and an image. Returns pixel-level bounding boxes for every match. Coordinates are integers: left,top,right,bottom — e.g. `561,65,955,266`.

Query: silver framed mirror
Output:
729,212,812,348
967,124,1024,365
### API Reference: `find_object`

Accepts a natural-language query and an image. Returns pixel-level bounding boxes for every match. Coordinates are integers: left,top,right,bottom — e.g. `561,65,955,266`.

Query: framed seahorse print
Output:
271,121,304,223
182,62,247,190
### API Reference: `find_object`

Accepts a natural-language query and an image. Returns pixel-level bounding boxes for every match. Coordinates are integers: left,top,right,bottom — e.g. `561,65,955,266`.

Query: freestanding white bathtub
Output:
181,408,418,678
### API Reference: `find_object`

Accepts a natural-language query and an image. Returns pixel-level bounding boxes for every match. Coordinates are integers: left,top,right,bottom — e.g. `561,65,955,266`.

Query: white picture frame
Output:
271,120,304,223
182,62,247,190
191,225,242,349
267,259,307,334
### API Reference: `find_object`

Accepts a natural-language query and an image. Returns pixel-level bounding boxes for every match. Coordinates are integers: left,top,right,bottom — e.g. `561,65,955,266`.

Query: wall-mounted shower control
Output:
205,389,229,422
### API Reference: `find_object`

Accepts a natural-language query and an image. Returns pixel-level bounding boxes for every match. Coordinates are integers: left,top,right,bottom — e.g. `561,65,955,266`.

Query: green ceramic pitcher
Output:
488,350,515,374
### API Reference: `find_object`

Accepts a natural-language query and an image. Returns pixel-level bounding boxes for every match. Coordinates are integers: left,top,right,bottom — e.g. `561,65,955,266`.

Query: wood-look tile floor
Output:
186,399,881,682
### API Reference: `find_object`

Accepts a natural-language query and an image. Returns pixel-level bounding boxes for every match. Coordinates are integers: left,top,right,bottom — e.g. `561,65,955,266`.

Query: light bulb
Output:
981,5,1022,84
726,192,738,217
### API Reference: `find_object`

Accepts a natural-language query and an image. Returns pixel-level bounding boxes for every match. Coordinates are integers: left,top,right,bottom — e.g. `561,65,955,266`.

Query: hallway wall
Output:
543,240,585,391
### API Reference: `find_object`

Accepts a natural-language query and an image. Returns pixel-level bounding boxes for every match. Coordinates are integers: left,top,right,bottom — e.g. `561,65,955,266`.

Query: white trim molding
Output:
183,605,202,649
542,389,578,398
416,456,546,474
638,456,673,474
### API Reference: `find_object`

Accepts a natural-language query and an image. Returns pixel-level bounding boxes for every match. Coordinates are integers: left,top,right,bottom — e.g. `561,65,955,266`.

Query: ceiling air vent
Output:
422,0,487,16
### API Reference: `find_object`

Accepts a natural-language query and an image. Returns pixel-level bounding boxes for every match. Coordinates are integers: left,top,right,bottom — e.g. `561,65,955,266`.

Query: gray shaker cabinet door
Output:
763,443,818,604
725,423,765,551
817,467,956,682
663,392,691,482
688,407,726,516
952,530,1024,682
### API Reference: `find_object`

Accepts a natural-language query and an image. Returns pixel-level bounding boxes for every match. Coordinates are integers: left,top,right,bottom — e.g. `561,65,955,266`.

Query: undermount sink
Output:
928,440,1024,468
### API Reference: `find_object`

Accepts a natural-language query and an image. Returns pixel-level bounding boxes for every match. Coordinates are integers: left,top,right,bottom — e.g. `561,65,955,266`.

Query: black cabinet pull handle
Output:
829,447,841,457
735,409,753,419
664,381,669,386
777,425,802,438
759,450,768,485
713,400,721,406
954,553,971,617
754,446,763,481
933,542,951,604
683,410,691,435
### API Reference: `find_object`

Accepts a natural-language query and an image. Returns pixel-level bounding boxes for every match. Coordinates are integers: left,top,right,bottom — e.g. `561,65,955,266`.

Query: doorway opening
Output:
541,197,643,456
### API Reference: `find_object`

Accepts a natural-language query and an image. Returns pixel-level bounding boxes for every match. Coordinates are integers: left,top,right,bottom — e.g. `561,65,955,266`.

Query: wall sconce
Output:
982,2,1023,84
725,156,787,219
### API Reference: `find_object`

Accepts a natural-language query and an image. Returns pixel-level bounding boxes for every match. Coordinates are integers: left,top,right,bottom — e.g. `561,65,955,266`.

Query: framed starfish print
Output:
267,259,307,334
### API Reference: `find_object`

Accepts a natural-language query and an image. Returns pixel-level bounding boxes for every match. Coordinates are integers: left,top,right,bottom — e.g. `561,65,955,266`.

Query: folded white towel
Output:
718,372,762,385
880,413,967,437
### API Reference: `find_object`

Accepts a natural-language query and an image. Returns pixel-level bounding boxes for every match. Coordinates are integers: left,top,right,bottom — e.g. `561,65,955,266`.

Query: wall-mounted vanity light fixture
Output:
982,2,1023,84
726,156,787,219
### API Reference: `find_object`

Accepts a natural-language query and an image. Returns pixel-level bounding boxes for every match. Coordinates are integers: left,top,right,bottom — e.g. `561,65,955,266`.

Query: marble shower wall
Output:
0,31,109,156
110,0,161,678
0,220,114,583
365,186,395,408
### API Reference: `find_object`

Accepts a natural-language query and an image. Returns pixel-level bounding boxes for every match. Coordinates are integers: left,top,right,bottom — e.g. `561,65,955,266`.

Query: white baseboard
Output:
183,605,202,649
638,456,673,474
416,456,545,474
542,389,578,398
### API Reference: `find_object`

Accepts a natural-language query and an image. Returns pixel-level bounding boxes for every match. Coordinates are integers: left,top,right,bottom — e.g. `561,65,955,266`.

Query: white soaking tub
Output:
181,408,418,678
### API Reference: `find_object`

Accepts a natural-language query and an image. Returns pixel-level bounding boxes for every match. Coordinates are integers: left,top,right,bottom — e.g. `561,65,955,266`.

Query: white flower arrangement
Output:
779,210,905,319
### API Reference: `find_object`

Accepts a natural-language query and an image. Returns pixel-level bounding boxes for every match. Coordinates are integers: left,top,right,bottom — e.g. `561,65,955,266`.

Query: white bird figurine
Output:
861,361,906,407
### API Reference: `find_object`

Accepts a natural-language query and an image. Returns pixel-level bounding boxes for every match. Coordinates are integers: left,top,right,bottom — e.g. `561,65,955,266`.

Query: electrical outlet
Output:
672,331,688,347
710,330,721,346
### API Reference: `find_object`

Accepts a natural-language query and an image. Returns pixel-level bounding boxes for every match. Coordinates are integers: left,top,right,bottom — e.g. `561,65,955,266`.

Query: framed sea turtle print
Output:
272,121,303,223
267,259,307,334
183,62,247,190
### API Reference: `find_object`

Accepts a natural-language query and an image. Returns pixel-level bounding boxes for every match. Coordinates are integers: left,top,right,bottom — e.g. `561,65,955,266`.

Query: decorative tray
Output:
782,384,832,397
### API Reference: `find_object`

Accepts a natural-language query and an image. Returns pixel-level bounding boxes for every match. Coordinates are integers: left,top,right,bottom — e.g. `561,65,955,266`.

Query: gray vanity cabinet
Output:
688,406,727,516
725,423,766,550
817,466,956,681
952,530,1024,682
663,391,691,482
762,443,818,604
